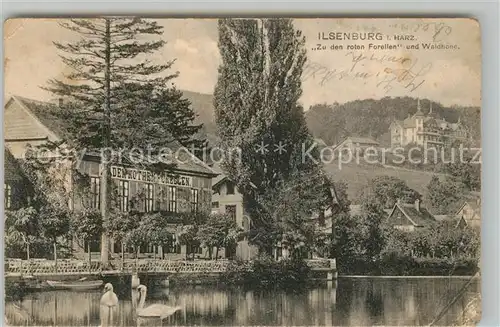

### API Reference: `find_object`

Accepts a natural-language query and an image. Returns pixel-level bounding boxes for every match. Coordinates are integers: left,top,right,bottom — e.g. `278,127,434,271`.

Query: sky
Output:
4,18,481,109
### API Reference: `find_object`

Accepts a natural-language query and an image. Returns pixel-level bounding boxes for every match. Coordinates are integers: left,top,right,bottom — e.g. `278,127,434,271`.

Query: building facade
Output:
211,164,258,260
4,95,217,260
390,99,468,149
332,136,380,155
386,199,436,232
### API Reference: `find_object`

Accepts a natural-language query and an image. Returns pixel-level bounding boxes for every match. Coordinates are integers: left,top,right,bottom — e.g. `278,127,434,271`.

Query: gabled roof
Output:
212,175,232,190
11,96,68,140
210,162,256,190
455,200,482,218
210,162,226,187
388,202,436,227
332,136,380,151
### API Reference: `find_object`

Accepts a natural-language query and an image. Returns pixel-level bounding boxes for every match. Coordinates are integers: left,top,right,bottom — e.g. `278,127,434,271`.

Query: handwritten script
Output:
302,51,432,94
389,21,453,42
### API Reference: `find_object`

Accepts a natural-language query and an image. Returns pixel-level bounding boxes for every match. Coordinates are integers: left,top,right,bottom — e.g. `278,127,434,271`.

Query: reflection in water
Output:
4,278,480,326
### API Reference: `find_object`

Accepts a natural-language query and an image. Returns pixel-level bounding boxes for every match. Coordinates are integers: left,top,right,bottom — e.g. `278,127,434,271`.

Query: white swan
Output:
101,283,119,307
136,284,182,319
100,283,119,327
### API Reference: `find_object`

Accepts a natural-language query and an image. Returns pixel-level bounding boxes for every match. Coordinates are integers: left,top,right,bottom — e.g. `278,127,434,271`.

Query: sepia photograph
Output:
3,17,481,326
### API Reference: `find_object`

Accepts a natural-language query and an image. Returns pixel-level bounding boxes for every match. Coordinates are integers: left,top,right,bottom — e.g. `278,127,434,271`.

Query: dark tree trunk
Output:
53,240,58,273
88,242,92,273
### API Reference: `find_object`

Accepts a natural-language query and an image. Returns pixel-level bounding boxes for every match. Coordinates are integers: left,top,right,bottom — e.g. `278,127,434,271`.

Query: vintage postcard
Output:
4,18,481,326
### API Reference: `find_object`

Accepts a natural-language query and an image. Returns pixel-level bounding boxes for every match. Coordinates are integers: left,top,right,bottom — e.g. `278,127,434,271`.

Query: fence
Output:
5,258,334,277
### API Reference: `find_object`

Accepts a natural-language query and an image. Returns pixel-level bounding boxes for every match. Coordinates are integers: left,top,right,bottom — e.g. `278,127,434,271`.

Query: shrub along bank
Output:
221,255,312,290
337,255,479,276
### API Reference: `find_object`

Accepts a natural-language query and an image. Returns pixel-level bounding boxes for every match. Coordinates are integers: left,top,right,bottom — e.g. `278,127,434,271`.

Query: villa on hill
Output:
389,99,468,149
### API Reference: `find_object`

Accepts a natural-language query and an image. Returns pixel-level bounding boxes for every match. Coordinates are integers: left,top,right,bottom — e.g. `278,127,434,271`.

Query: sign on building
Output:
110,165,193,187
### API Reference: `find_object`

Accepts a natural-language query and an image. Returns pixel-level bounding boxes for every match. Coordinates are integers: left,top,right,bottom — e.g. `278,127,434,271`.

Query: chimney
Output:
58,98,63,107
414,199,421,211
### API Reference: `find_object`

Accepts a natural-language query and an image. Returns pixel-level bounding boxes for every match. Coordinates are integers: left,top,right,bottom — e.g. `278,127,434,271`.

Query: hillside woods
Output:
182,91,481,209
183,92,481,148
306,97,481,147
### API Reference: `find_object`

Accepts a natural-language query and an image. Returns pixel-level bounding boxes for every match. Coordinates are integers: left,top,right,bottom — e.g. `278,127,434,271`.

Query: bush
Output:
4,280,29,302
221,255,312,290
337,254,478,276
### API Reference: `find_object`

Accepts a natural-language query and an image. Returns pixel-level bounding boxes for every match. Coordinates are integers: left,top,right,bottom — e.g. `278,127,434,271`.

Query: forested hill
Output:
182,90,218,145
305,97,481,147
181,91,481,148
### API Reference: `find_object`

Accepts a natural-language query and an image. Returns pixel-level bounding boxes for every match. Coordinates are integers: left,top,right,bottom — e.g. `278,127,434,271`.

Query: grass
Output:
323,161,436,201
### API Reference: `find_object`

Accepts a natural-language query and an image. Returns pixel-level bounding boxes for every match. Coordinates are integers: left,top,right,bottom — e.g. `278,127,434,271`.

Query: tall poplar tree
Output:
45,18,203,264
214,18,330,253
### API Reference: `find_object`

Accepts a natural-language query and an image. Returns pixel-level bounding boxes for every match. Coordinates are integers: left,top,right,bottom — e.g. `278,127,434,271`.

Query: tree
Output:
177,224,199,260
305,103,347,146
196,213,243,260
44,18,204,264
360,200,388,260
148,88,206,152
426,175,465,214
257,169,335,259
139,212,175,260
382,228,412,258
5,150,74,261
359,176,421,209
72,209,103,269
105,210,140,267
5,207,40,260
443,158,481,192
332,212,366,264
39,204,71,271
214,18,328,254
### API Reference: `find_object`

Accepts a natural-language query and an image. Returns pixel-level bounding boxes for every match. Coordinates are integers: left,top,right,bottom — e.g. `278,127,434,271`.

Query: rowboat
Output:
46,278,103,291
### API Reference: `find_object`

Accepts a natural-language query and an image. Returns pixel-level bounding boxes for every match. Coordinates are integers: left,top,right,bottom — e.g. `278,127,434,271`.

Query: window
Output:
145,183,154,212
226,182,235,195
90,176,100,209
226,205,237,222
168,186,177,213
4,183,12,209
164,234,177,254
84,239,101,253
212,201,219,209
118,180,129,212
190,188,199,212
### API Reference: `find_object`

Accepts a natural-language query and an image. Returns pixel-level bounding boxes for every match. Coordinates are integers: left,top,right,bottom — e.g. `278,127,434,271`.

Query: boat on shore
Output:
46,278,103,291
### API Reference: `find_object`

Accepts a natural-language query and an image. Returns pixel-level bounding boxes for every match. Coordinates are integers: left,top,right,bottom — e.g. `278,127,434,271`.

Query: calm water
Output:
5,277,480,326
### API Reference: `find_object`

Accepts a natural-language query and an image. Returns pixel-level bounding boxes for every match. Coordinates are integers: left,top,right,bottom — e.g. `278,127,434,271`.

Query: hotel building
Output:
4,95,218,260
